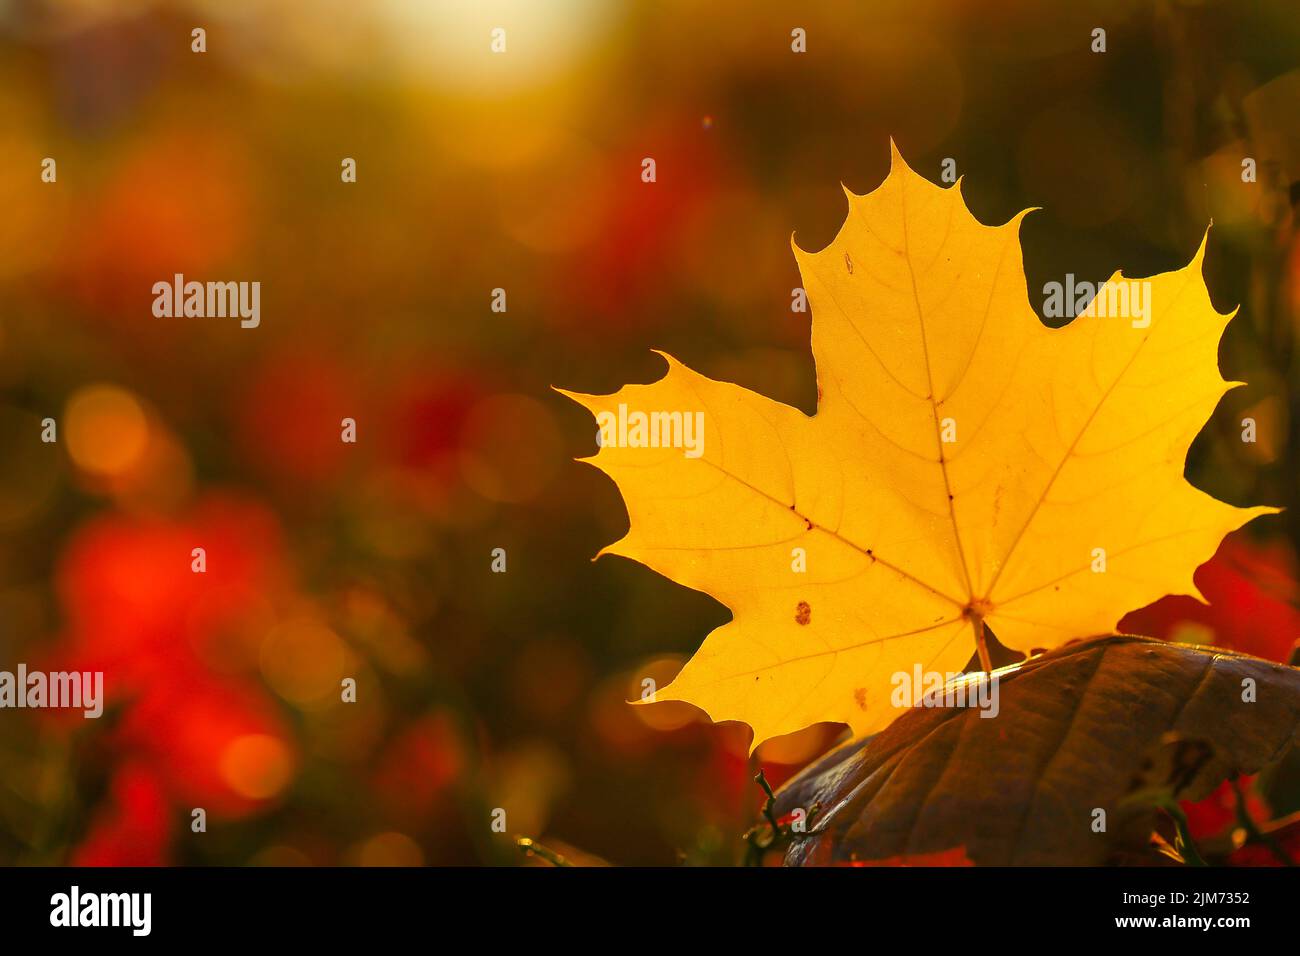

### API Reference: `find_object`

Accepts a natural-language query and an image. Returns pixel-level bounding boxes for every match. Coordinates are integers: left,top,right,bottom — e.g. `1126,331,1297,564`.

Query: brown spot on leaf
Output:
853,687,867,710
795,601,811,626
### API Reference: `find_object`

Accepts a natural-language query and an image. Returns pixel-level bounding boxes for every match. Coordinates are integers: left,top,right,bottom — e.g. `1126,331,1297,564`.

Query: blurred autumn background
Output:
0,0,1297,866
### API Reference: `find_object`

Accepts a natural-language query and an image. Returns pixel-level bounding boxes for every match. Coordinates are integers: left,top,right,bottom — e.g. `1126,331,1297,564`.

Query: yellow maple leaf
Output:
559,143,1277,748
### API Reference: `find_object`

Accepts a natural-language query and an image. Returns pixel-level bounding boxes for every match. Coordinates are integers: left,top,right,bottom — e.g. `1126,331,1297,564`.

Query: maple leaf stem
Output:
755,769,781,832
972,614,993,674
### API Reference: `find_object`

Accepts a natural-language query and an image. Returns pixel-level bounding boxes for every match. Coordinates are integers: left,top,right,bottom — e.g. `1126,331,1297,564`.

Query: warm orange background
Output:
0,0,1296,865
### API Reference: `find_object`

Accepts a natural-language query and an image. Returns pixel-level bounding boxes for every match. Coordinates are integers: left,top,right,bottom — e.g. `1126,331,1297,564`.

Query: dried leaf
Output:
771,636,1300,866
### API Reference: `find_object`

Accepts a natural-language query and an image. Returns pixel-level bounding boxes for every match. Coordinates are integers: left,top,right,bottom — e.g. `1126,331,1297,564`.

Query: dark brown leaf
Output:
772,635,1300,865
